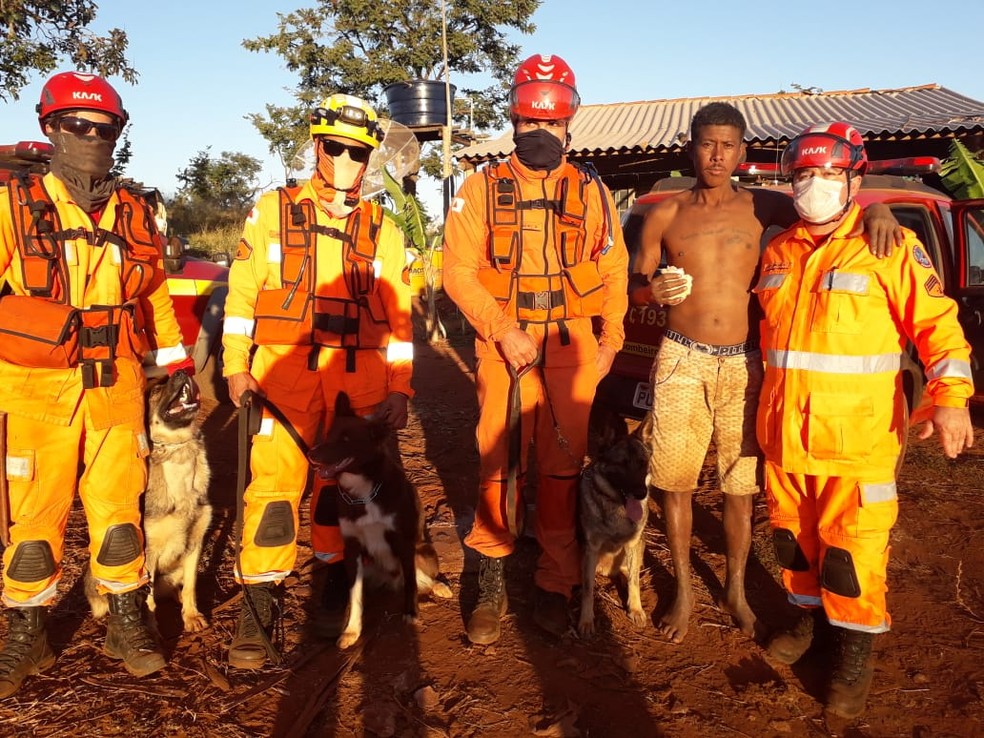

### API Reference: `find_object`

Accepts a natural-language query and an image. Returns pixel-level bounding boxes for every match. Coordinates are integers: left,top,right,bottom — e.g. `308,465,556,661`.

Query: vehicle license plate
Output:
632,382,653,410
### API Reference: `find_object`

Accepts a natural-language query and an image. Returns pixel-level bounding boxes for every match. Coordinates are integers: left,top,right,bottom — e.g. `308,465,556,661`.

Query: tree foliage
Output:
243,0,539,179
168,148,262,236
0,0,136,101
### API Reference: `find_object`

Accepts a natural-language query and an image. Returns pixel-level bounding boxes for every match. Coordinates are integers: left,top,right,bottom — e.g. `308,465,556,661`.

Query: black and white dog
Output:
307,392,451,649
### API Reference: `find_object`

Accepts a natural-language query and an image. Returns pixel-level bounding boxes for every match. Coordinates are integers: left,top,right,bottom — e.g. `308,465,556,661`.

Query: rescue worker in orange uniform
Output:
0,72,195,697
222,94,413,668
754,122,974,719
443,54,629,643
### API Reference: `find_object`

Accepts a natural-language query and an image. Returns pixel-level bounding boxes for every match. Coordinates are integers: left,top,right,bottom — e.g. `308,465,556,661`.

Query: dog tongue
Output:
625,497,643,523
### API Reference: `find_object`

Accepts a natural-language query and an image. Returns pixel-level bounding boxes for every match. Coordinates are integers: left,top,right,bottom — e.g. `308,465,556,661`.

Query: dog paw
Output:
430,582,453,599
183,612,209,633
627,608,647,628
578,617,596,638
337,631,360,650
403,613,419,626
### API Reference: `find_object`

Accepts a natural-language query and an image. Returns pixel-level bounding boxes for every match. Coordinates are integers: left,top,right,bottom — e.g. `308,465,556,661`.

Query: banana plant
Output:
381,167,446,342
939,140,984,200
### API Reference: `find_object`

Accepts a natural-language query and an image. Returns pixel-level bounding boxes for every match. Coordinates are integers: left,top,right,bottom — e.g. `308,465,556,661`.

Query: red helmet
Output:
509,54,580,121
780,121,867,177
36,72,129,132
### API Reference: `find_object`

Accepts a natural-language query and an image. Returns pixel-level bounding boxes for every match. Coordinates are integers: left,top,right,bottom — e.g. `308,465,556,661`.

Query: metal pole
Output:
441,0,454,213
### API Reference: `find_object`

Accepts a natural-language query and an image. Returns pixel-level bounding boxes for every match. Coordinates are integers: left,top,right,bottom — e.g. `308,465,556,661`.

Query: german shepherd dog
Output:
86,371,212,633
577,419,652,637
307,392,451,650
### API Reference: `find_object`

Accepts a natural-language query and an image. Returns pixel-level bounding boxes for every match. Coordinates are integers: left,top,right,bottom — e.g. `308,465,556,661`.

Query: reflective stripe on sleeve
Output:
267,242,282,263
767,349,901,374
224,316,256,337
756,273,786,290
925,358,973,381
386,341,414,363
153,344,188,366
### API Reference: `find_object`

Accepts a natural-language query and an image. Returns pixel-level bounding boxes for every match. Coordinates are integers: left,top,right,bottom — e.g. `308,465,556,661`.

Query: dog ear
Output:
334,391,354,416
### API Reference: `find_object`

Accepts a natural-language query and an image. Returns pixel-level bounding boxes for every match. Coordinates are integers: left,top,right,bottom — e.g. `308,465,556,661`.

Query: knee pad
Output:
6,540,56,582
773,528,810,571
97,523,142,566
254,501,296,547
821,547,862,598
313,484,340,527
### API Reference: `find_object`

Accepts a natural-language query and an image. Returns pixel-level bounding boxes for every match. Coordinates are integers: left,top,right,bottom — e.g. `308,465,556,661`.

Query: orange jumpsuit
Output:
222,180,412,582
755,203,972,632
0,173,187,606
443,155,628,597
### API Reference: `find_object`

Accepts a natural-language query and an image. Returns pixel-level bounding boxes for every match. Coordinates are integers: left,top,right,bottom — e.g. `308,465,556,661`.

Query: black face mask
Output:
48,131,117,211
513,128,565,171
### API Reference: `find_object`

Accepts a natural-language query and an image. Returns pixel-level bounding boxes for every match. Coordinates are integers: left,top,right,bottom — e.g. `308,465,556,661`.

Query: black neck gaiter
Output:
48,131,117,212
513,129,565,171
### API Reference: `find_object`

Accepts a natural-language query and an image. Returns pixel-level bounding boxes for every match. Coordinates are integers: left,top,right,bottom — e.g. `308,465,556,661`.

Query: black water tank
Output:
383,80,456,127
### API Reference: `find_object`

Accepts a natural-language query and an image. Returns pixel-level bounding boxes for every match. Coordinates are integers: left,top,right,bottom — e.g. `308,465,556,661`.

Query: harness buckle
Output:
532,291,551,310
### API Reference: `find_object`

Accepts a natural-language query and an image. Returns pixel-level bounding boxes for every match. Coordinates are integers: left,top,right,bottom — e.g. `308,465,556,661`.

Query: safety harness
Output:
251,188,388,373
477,160,614,339
0,173,161,387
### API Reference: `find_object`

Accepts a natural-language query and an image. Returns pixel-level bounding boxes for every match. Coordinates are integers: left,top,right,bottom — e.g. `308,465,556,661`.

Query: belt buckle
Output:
532,290,550,310
692,340,713,355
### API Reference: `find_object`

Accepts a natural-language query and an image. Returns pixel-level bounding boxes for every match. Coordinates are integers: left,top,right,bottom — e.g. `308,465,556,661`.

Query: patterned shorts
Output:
648,335,763,495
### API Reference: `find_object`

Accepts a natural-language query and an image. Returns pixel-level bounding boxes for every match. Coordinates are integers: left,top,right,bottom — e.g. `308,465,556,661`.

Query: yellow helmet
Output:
309,93,385,149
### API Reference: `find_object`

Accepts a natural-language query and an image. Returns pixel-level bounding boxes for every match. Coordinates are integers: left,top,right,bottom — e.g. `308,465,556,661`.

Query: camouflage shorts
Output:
647,336,763,495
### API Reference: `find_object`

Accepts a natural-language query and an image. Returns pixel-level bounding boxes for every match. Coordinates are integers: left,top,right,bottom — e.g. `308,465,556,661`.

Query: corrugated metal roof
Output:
457,84,984,163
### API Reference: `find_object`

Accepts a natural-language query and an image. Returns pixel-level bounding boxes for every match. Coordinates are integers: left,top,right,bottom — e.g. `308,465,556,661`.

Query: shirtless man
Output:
630,103,900,644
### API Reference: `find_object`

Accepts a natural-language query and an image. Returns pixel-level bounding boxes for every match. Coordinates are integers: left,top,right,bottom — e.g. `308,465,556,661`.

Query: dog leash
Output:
233,389,311,666
505,359,539,537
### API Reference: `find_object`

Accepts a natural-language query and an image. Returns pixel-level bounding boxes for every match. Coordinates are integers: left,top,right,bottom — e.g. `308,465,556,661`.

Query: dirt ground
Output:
2,299,983,738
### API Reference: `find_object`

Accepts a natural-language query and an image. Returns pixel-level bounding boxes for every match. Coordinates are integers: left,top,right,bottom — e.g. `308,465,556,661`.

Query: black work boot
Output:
228,582,277,669
105,588,166,677
767,608,824,665
0,607,56,698
826,628,876,719
466,556,508,645
315,561,350,639
533,587,570,638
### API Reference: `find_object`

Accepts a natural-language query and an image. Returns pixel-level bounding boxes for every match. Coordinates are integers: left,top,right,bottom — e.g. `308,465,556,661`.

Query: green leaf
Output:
939,140,984,200
382,167,427,251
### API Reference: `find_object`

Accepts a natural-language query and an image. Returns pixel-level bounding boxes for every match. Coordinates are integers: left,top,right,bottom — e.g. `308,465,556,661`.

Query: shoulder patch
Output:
246,206,260,225
451,197,465,214
235,240,253,261
912,244,932,269
924,274,945,297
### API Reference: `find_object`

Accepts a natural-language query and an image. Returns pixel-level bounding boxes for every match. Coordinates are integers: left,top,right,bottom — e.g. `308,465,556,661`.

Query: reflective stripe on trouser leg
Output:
80,409,150,593
238,390,323,583
816,476,897,632
764,463,823,607
464,359,541,557
310,400,385,563
531,362,594,596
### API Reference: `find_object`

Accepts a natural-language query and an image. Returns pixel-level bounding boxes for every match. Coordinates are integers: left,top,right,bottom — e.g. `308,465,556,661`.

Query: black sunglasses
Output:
321,138,372,163
54,115,121,142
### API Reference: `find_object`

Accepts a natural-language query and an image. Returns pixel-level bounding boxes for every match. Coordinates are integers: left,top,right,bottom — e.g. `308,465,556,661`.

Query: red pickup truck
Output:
594,159,984,420
0,140,231,401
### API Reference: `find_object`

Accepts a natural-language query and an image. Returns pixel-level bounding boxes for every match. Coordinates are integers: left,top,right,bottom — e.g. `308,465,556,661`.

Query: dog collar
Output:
338,482,382,505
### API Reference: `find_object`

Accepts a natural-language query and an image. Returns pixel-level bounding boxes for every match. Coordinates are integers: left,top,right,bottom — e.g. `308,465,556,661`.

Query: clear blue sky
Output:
2,0,983,215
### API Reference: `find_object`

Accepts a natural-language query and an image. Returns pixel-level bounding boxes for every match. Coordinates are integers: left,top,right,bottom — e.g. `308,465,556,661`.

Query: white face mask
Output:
793,175,847,224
